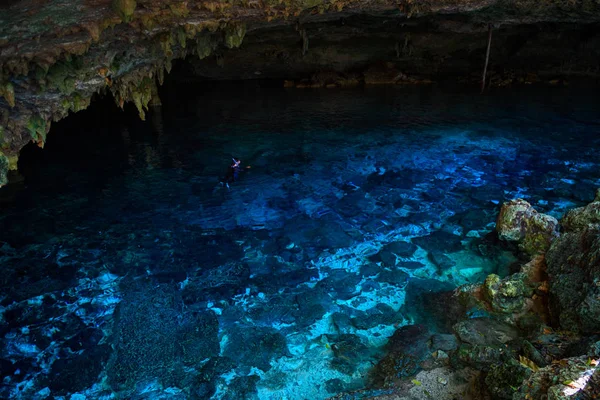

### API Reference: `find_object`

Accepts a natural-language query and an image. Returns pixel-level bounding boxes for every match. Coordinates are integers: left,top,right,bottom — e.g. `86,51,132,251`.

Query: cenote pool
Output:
1,83,600,399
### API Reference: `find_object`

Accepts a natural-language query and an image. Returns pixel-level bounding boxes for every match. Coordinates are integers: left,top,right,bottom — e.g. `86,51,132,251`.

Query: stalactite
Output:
301,29,309,56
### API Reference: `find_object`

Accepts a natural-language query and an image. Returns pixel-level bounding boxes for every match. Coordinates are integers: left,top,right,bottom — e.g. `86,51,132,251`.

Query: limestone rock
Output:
496,199,559,257
485,357,532,399
561,193,600,231
546,226,600,333
483,272,534,314
513,355,599,400
454,343,506,372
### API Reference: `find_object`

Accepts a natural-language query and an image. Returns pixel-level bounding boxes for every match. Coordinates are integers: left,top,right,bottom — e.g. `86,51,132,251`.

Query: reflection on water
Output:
1,83,600,400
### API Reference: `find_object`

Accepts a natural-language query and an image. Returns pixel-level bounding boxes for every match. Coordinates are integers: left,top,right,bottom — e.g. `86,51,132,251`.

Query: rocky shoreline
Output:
335,191,600,399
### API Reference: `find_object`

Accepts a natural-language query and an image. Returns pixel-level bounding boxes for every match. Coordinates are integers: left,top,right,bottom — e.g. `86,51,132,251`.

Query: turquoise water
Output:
1,83,600,399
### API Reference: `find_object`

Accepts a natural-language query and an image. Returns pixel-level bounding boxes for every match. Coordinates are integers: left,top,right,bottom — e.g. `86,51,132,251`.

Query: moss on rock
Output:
0,81,15,108
561,197,600,232
46,59,83,95
112,0,137,23
26,115,47,144
224,23,246,49
196,35,217,59
496,199,559,258
483,272,533,313
485,357,532,399
454,344,505,371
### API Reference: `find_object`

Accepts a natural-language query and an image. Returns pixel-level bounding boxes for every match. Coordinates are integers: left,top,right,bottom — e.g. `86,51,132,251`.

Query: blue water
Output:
1,83,600,399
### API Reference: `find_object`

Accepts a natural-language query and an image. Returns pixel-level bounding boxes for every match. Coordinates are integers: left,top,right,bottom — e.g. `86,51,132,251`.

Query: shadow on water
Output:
1,82,600,399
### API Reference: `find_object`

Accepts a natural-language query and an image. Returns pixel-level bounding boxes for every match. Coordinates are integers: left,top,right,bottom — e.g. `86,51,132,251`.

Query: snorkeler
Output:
220,157,244,189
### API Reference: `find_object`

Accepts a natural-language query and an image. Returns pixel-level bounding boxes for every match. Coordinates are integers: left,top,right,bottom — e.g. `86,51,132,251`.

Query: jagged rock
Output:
496,199,559,257
483,272,534,314
485,357,532,400
513,356,599,400
546,225,600,333
454,344,506,372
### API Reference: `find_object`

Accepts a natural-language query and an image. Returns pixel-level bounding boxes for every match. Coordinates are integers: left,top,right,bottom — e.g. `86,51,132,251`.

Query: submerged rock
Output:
372,241,418,267
496,199,559,258
223,327,290,372
412,231,464,254
222,375,260,400
370,324,431,386
327,334,371,376
453,318,519,347
351,303,402,330
402,279,460,332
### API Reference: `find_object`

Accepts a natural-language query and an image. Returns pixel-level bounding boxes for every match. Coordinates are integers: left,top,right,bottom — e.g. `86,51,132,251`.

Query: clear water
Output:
1,83,600,400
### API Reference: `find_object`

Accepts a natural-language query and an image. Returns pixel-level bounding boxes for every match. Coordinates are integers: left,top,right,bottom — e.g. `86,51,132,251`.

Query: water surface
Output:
1,83,600,399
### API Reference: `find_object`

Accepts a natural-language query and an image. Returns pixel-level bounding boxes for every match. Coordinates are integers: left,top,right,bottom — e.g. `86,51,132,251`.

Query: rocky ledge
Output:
335,190,600,399
1,0,600,185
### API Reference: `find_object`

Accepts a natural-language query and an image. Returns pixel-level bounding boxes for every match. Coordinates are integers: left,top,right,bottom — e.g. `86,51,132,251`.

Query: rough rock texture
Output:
561,189,600,231
483,272,534,313
514,355,599,400
496,199,559,257
546,226,600,333
2,0,600,184
453,318,520,346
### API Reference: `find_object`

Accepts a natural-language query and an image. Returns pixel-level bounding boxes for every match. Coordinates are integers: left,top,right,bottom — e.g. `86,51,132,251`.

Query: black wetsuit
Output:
221,161,242,185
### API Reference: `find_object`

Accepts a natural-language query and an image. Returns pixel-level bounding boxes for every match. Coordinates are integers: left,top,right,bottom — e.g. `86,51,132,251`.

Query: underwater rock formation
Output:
345,193,600,399
2,0,600,184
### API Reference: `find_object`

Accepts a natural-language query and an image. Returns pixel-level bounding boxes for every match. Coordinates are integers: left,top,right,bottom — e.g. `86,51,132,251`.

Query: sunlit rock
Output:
513,355,599,400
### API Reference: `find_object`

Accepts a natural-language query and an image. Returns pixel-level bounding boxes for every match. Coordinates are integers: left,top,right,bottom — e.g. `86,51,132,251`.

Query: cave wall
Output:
178,16,600,84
